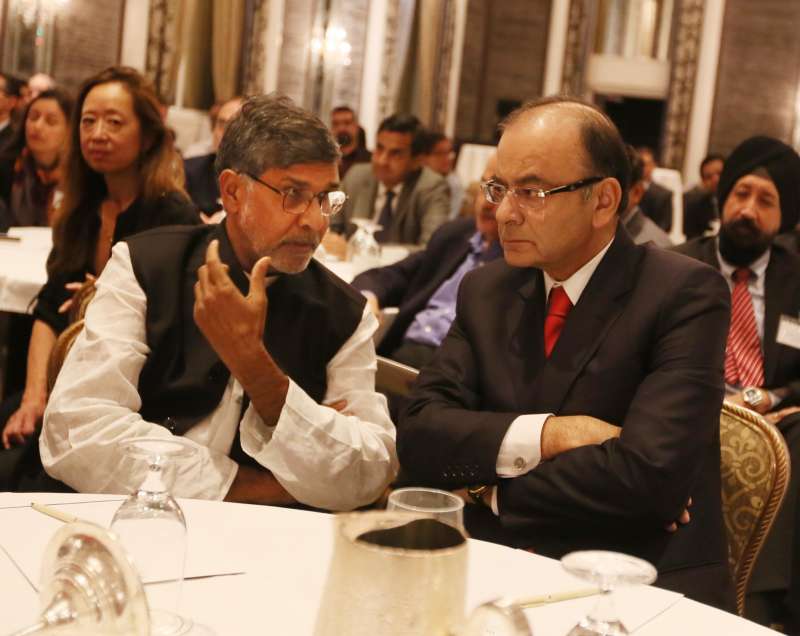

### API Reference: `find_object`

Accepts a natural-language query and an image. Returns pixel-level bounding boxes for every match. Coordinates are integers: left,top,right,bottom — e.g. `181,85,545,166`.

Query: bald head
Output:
500,97,630,214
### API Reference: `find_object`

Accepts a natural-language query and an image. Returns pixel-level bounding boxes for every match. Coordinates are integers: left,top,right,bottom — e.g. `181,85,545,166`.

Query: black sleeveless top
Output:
125,221,366,435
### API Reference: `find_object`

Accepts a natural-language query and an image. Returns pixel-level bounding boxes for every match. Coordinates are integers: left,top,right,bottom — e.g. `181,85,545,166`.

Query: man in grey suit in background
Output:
331,114,450,246
622,145,672,248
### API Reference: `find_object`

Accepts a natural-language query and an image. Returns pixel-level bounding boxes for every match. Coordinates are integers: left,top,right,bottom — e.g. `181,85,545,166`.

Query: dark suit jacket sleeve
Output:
400,263,731,531
351,250,428,307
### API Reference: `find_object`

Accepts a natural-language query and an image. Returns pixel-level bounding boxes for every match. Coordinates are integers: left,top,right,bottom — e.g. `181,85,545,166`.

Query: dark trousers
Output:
391,340,437,370
747,413,800,630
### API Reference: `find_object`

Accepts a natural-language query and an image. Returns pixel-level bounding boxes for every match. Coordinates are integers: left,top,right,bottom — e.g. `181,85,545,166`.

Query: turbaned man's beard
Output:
718,216,775,267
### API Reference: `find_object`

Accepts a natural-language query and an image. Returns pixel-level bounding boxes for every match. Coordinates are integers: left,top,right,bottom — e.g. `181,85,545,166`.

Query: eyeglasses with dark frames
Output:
481,176,605,211
244,173,347,217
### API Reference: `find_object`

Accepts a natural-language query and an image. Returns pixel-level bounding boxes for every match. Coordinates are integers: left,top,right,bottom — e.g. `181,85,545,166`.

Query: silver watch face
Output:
743,387,762,406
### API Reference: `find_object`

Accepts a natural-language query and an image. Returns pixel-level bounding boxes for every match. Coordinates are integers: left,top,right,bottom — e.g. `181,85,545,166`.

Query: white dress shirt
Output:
491,238,614,512
41,242,399,511
716,242,778,403
716,243,770,343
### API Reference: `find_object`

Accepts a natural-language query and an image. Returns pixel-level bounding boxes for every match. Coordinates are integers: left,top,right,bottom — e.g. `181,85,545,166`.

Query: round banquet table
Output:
0,493,777,636
0,229,408,316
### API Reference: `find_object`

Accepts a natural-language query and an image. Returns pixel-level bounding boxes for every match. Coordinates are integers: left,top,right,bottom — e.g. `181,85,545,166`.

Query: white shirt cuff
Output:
495,413,551,477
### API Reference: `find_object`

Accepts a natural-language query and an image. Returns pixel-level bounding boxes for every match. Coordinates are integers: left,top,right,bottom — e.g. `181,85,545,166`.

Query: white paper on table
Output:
0,499,248,589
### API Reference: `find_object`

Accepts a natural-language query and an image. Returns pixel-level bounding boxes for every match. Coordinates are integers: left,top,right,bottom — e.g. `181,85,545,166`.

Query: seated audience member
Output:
622,145,672,247
637,145,673,231
330,105,371,177
184,96,243,217
683,153,724,240
419,131,464,220
675,135,800,629
398,96,734,610
351,154,500,369
40,95,398,510
0,88,73,230
332,113,450,245
0,72,24,151
0,66,198,480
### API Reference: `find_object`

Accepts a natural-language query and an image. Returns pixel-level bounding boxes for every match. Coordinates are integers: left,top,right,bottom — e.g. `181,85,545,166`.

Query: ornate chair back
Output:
720,401,791,615
46,319,85,395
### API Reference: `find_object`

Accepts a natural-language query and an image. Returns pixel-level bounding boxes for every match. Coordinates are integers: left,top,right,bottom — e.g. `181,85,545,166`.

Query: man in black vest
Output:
41,95,398,511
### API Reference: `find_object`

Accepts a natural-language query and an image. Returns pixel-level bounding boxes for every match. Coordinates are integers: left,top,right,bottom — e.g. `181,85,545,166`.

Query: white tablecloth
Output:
317,244,411,283
0,230,407,316
0,227,51,314
0,493,776,636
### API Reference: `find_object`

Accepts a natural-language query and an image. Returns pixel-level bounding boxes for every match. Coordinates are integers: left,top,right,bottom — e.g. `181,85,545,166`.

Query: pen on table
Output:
515,587,599,609
0,233,21,242
30,502,81,524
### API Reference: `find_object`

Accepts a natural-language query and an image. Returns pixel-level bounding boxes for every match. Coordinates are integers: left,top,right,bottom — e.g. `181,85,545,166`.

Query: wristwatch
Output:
742,387,764,408
467,485,490,507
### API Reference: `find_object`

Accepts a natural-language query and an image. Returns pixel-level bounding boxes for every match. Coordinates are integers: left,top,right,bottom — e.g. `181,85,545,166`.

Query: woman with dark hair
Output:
0,88,73,230
0,66,198,461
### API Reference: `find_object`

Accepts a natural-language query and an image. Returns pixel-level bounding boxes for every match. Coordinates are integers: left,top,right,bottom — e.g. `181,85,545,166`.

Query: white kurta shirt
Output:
41,242,399,511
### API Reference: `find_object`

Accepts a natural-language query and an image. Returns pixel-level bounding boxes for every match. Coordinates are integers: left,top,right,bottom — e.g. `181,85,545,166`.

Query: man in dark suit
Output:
351,154,500,369
0,73,22,152
675,136,800,629
398,96,734,610
330,105,371,178
183,97,242,219
683,153,724,240
332,114,450,246
637,146,674,232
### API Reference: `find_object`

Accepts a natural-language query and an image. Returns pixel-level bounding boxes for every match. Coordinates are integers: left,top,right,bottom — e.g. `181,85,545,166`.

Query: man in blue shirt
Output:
351,154,500,369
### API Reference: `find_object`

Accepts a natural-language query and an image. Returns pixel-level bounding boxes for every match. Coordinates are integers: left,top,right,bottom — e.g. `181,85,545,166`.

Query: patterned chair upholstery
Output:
720,401,791,615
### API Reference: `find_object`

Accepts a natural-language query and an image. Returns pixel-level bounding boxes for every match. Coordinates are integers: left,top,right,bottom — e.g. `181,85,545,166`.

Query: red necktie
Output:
724,268,764,387
544,286,573,358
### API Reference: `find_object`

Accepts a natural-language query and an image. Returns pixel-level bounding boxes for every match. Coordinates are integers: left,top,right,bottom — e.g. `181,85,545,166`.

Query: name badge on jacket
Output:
776,314,800,350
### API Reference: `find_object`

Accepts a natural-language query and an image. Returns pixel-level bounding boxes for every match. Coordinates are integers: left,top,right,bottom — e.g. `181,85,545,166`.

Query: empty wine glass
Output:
387,487,465,532
110,436,200,636
347,218,382,269
458,598,532,636
561,550,657,636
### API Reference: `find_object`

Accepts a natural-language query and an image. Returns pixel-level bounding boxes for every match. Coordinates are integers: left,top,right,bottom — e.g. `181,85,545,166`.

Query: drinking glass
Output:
387,487,465,532
561,550,657,635
347,218,382,269
110,436,200,636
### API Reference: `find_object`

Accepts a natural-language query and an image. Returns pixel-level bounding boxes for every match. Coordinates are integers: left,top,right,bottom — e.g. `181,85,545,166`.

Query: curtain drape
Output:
212,0,246,101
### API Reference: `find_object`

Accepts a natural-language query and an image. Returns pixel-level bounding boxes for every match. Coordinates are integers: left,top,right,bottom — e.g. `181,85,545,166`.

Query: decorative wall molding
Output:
662,0,705,170
145,0,181,103
560,0,591,96
431,0,457,131
242,0,269,95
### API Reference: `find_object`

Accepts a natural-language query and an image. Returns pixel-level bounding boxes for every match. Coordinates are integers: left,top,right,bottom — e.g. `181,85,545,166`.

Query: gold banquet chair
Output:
719,401,791,616
46,319,85,394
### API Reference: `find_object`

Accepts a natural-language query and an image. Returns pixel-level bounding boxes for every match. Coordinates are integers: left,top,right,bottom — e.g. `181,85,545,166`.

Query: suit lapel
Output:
508,270,546,408
392,170,421,234
763,248,796,383
532,226,642,413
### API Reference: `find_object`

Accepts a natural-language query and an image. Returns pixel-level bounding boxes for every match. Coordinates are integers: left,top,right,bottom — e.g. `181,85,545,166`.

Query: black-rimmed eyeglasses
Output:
244,173,347,217
481,176,605,211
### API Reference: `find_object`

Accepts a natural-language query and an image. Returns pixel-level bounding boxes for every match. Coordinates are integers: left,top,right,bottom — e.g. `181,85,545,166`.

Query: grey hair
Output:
215,94,341,177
